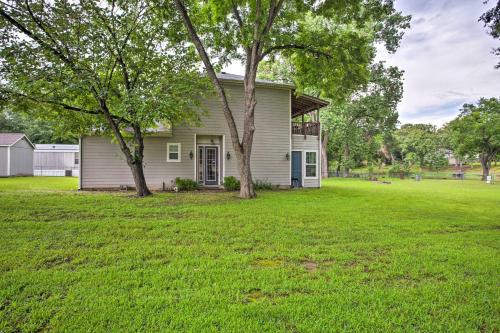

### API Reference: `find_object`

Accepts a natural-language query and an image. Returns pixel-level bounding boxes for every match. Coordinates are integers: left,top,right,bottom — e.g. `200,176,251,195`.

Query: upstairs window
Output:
305,151,317,178
167,143,181,162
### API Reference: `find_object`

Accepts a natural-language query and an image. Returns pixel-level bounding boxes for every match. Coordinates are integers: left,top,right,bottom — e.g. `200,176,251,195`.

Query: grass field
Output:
0,177,499,332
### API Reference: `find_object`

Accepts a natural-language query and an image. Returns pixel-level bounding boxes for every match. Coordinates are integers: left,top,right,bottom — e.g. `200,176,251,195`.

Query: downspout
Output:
78,136,82,190
319,108,322,188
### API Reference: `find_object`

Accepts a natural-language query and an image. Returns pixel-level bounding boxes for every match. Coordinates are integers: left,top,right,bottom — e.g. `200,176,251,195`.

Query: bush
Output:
223,176,240,191
175,178,198,191
253,179,273,190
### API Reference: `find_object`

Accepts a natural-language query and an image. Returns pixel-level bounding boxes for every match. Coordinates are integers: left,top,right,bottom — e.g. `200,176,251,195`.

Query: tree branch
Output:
1,88,131,124
1,5,104,95
24,0,71,59
260,43,333,61
0,7,74,69
173,0,242,151
231,1,244,31
261,0,284,37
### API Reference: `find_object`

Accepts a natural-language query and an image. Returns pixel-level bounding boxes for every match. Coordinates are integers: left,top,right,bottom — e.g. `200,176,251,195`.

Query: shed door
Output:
291,151,302,187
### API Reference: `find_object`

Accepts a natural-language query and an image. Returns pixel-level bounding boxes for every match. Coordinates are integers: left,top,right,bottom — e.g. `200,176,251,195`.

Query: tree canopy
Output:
480,0,500,68
322,62,403,173
173,0,410,197
393,124,448,171
0,0,208,196
0,109,77,144
446,97,500,179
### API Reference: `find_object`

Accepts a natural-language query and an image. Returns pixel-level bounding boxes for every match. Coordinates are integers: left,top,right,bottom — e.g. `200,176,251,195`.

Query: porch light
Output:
285,152,290,161
189,151,194,159
226,152,231,160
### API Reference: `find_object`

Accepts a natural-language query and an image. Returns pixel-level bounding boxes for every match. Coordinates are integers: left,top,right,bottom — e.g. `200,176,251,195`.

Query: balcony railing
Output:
291,122,320,136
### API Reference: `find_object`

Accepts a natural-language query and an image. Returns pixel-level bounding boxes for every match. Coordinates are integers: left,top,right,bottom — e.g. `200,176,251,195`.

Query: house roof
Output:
0,133,35,148
35,144,79,153
217,72,329,117
217,72,295,89
291,93,329,118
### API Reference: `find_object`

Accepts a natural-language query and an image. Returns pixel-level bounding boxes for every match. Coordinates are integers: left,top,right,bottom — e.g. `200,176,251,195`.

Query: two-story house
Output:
79,73,328,190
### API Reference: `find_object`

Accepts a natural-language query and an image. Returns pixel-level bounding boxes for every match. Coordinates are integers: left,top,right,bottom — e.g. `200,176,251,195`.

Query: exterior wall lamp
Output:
285,152,290,161
226,151,231,160
189,151,194,160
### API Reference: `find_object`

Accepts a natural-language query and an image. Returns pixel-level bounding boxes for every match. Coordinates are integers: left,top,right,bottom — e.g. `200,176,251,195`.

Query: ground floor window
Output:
167,143,181,162
305,151,317,178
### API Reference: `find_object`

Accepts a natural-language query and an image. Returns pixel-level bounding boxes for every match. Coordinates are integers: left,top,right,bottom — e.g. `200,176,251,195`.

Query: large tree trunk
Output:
480,153,491,181
102,109,152,197
321,130,329,178
236,151,255,198
174,0,285,199
129,160,151,196
118,132,152,197
130,127,152,197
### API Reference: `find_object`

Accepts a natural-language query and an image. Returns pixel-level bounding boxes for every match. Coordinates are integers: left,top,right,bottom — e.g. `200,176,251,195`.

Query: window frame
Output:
304,150,318,179
167,142,181,162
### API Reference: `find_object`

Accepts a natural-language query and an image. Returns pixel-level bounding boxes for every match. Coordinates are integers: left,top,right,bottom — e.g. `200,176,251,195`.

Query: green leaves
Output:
394,124,445,170
479,1,500,68
0,0,210,138
447,98,500,160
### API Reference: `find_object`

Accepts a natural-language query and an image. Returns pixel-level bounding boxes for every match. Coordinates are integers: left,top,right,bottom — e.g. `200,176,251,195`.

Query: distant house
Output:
80,73,328,190
0,133,35,177
34,144,79,177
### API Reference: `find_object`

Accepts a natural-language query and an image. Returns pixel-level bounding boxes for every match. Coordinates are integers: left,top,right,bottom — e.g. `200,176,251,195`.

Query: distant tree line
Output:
0,109,78,144
326,98,499,181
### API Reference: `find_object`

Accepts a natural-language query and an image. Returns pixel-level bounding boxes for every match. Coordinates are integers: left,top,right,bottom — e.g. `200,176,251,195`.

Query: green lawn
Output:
0,177,499,332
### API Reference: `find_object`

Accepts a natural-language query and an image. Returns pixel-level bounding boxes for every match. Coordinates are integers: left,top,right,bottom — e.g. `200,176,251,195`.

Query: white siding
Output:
176,83,291,185
291,134,320,188
81,84,292,189
9,138,33,176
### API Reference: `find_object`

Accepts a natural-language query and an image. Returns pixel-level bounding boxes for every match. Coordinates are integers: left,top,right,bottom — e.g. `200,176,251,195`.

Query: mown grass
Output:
0,177,498,332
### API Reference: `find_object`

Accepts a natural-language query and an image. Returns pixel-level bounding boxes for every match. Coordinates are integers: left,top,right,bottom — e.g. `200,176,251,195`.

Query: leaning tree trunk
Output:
174,0,257,199
103,110,152,197
128,127,152,197
321,130,329,178
129,160,151,197
118,133,152,197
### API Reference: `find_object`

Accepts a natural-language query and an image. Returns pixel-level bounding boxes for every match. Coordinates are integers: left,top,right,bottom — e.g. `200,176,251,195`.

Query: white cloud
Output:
377,0,500,126
223,0,500,127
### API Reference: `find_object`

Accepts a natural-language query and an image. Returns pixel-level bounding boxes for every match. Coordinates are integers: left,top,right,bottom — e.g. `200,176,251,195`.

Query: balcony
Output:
291,122,320,137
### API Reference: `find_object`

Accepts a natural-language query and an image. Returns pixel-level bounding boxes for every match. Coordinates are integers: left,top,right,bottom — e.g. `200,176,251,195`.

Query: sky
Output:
377,0,499,126
224,0,500,127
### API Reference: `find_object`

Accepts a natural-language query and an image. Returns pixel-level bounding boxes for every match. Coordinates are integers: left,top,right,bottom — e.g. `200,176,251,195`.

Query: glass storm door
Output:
198,146,219,186
204,147,218,185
